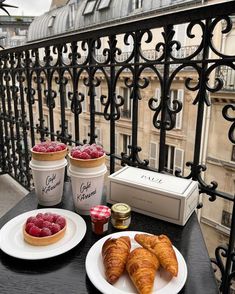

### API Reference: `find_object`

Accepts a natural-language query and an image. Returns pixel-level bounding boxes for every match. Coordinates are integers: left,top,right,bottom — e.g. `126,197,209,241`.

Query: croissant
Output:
126,247,160,294
135,234,178,277
102,236,131,284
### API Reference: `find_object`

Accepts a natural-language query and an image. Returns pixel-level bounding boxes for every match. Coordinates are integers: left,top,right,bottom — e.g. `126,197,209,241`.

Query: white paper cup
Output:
29,158,67,206
68,156,107,215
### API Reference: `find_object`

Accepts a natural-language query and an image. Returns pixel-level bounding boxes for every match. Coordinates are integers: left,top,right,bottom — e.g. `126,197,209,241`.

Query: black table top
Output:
0,183,219,294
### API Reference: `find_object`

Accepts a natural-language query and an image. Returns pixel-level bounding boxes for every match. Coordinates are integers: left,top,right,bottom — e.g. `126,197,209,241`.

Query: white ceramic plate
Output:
0,208,87,260
86,231,187,294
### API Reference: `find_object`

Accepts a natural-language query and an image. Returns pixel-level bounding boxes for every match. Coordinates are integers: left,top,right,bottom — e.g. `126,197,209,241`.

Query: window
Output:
118,87,132,119
221,210,232,228
97,0,111,10
48,16,56,28
83,0,97,15
122,134,131,155
68,3,75,28
132,0,142,10
164,144,184,174
174,23,187,48
159,88,184,130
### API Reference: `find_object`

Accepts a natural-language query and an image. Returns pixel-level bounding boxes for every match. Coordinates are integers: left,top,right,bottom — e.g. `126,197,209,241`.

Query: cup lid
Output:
90,205,111,220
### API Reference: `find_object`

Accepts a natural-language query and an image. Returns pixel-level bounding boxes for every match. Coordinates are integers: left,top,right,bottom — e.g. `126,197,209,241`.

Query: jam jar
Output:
90,205,111,235
111,203,131,230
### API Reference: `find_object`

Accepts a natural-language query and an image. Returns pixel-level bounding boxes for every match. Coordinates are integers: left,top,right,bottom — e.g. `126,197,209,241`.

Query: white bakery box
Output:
107,166,199,226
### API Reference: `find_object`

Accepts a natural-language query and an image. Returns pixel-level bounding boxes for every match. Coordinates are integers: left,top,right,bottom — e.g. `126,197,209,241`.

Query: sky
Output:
0,0,51,16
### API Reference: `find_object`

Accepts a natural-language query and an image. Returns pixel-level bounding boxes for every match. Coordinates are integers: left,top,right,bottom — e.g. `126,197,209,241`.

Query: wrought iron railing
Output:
0,1,235,293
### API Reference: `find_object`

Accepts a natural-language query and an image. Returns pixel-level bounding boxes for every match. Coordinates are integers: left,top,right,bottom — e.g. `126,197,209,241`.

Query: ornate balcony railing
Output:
0,1,235,293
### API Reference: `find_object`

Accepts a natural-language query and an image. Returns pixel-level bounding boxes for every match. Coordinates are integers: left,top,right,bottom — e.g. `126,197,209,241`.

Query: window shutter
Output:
149,142,159,169
175,89,184,129
153,88,161,108
174,148,184,174
95,86,101,112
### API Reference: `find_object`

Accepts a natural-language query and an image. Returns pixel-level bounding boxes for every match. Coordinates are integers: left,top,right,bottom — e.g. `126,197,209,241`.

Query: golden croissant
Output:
102,236,131,284
135,234,178,277
126,247,160,294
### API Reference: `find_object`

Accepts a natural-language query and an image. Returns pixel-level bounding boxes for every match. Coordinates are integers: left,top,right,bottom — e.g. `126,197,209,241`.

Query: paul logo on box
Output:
140,174,163,184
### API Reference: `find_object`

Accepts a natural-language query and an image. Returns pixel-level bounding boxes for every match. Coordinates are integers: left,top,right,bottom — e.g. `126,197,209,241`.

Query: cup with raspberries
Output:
30,141,68,206
68,143,107,215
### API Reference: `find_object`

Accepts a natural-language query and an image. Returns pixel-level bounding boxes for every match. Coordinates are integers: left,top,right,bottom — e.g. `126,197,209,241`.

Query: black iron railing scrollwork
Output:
0,1,235,292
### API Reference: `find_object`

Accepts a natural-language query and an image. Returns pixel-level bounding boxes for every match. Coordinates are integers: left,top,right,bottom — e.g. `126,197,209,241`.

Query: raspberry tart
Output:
23,212,67,246
69,143,105,168
31,141,68,161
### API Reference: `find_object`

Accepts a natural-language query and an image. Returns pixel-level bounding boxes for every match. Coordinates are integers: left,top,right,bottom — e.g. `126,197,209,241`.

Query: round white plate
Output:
86,231,187,294
0,208,87,260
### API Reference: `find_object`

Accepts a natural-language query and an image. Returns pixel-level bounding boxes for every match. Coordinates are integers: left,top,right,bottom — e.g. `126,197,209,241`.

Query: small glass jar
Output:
90,205,111,235
111,203,131,230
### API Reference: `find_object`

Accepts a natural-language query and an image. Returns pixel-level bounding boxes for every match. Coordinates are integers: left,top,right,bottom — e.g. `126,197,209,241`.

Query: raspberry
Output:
26,216,37,224
55,145,63,151
98,151,104,157
25,222,34,233
36,213,44,219
42,220,53,230
51,223,61,234
52,214,59,222
28,226,41,237
38,146,47,152
72,150,82,159
96,145,103,152
32,141,67,153
46,146,55,152
83,147,92,155
79,152,91,159
43,213,54,222
32,146,41,152
57,143,66,150
34,218,44,228
90,150,99,158
55,216,66,229
40,228,52,237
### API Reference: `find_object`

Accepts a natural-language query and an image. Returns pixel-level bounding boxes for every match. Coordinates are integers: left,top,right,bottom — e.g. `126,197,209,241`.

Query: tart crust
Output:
23,224,66,246
31,148,68,161
69,153,105,168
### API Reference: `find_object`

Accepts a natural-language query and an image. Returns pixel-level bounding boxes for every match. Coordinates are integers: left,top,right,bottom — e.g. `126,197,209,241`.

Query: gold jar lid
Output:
111,203,131,218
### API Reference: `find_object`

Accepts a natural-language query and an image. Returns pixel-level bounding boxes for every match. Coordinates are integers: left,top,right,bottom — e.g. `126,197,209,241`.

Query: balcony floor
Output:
0,174,29,218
